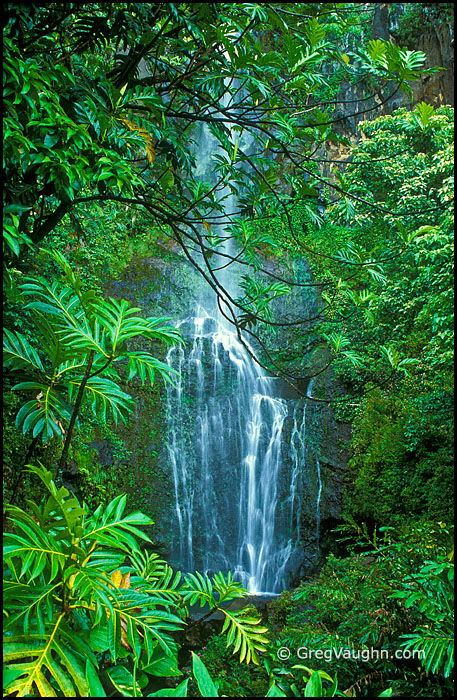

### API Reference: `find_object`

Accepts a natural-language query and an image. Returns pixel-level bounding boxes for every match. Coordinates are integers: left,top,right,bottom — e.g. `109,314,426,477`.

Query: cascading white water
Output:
165,77,321,593
316,457,322,538
166,309,293,593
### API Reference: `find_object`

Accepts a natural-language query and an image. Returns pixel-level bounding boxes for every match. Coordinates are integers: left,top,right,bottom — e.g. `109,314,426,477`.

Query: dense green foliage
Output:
254,103,454,528
3,2,454,697
4,1,441,363
194,523,453,698
4,248,181,444
4,465,269,696
326,106,454,528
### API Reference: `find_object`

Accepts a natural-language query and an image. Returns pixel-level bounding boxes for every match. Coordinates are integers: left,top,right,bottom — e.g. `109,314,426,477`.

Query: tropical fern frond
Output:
3,580,59,636
221,607,269,664
211,570,247,604
110,588,184,660
21,278,84,329
64,566,115,625
69,375,134,423
180,571,216,608
57,318,110,357
4,506,69,582
126,351,177,385
180,571,266,663
3,329,45,373
14,383,72,442
4,618,96,697
93,298,146,350
401,628,454,677
129,550,165,580
323,332,350,353
143,316,185,346
144,569,183,605
82,494,153,551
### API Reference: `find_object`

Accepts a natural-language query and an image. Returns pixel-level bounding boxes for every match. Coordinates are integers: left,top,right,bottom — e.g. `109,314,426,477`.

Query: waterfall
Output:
165,80,319,594
166,310,293,593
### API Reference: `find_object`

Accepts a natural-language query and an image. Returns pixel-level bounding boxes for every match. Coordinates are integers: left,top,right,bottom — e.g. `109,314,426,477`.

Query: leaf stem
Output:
58,349,95,473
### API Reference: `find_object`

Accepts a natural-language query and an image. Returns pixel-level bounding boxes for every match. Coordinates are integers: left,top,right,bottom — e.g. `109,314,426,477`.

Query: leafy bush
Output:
3,465,270,697
267,521,454,697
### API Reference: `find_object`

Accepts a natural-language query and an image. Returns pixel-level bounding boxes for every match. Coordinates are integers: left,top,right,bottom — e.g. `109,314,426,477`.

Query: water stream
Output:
165,85,320,593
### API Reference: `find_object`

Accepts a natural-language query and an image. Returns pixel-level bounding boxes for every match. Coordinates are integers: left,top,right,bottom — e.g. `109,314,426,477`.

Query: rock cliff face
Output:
383,3,454,107
321,3,454,176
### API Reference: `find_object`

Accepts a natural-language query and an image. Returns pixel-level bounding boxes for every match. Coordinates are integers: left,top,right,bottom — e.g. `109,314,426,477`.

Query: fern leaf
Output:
21,278,84,329
181,572,216,608
4,618,92,697
13,381,72,442
3,329,45,373
82,494,153,551
221,608,269,664
125,351,177,386
69,375,134,424
57,318,110,357
4,506,69,582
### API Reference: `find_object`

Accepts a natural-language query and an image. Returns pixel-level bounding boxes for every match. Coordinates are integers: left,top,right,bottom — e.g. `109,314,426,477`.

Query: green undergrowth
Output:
193,522,453,698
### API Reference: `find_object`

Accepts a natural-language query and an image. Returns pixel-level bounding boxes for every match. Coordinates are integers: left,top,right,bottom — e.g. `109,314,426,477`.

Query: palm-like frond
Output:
396,562,454,678
4,249,182,446
57,318,110,357
82,494,153,551
4,618,96,697
93,298,149,351
21,278,84,329
126,351,177,385
181,571,216,607
3,580,59,636
143,316,185,346
180,570,268,664
3,329,45,374
221,607,269,664
69,375,134,423
211,570,247,604
64,566,116,625
145,568,184,606
14,381,72,442
4,505,69,583
26,464,86,533
110,588,184,660
401,627,454,677
94,298,183,350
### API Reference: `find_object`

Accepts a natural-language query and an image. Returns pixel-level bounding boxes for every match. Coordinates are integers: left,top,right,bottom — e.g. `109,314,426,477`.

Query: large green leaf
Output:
141,644,182,677
57,318,110,357
125,351,178,386
147,679,189,697
69,375,134,423
4,506,69,582
220,607,269,664
13,382,72,442
191,652,219,697
110,589,184,661
21,278,84,329
4,618,93,697
3,329,45,373
82,494,153,550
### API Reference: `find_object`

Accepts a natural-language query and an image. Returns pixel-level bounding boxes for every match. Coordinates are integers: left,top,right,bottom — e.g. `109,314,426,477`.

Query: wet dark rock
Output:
87,439,113,467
